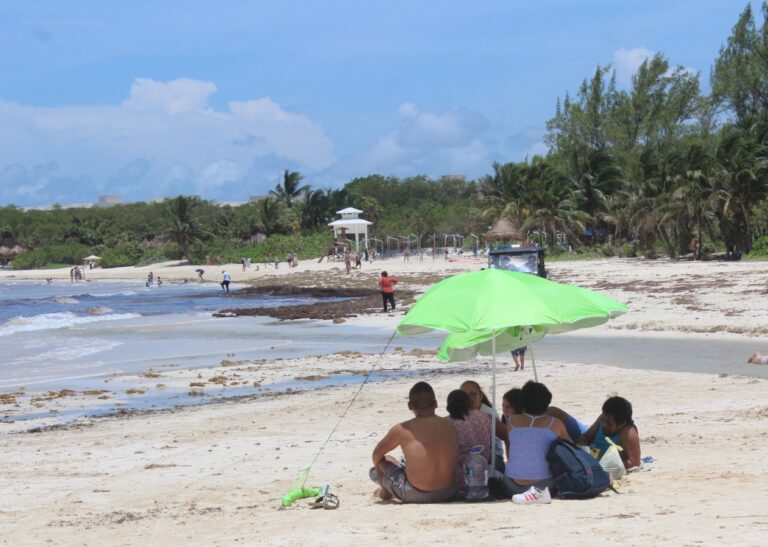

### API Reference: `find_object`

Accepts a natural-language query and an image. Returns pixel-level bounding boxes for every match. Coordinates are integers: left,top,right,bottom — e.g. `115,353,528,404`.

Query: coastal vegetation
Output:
3,3,768,268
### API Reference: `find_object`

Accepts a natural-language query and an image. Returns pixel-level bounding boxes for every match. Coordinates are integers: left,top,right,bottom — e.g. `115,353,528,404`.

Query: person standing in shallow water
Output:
220,270,231,293
378,271,398,312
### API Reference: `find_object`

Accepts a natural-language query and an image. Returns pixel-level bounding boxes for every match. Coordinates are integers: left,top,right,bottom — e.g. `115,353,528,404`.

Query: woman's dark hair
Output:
460,380,491,408
520,381,552,414
602,396,633,425
503,388,523,415
447,389,471,420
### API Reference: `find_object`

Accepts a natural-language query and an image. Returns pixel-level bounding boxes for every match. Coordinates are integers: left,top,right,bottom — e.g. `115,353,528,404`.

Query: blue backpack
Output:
546,439,611,499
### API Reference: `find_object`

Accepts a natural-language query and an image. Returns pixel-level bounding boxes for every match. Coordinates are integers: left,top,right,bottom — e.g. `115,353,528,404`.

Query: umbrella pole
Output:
491,329,497,474
530,343,538,382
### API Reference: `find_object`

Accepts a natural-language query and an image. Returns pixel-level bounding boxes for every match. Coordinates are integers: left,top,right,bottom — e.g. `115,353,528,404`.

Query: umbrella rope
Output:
300,328,399,487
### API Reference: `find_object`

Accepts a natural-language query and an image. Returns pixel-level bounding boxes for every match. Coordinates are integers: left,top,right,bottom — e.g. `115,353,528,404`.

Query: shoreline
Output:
3,326,766,436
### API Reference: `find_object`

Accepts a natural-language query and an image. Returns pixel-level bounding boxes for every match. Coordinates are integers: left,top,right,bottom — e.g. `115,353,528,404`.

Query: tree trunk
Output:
740,200,753,253
657,226,675,258
697,212,703,260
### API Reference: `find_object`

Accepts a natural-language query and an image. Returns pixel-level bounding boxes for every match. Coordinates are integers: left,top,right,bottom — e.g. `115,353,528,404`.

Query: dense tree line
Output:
4,4,768,269
482,3,768,258
0,170,480,269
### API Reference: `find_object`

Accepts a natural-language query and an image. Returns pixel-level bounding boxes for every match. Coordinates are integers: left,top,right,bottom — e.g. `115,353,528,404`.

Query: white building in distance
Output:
328,207,372,252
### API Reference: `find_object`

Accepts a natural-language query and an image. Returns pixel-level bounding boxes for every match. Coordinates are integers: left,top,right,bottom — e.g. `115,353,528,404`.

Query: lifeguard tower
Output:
328,207,372,252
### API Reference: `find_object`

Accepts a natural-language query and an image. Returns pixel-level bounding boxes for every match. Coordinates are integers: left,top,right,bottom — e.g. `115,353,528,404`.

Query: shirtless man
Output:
747,351,768,364
371,382,458,503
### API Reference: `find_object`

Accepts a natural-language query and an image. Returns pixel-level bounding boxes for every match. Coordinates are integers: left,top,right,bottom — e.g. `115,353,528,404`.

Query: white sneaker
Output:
512,486,551,505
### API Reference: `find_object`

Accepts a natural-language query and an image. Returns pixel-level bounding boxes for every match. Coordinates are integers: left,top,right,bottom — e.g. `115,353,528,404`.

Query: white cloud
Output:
613,47,655,86
197,160,240,192
0,78,335,205
330,103,492,179
396,101,488,148
612,48,699,89
123,78,217,114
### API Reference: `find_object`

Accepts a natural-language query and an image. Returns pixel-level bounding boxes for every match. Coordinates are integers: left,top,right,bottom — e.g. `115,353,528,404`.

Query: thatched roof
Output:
485,218,524,242
1,245,24,257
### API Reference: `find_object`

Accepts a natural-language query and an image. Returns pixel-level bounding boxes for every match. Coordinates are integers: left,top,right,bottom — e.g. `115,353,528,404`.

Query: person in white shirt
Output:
220,270,231,293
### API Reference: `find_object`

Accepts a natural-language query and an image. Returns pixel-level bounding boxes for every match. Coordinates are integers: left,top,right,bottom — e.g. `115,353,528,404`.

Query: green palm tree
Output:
567,149,625,242
523,168,588,247
258,197,286,236
714,124,768,252
270,170,309,208
300,189,331,230
162,196,206,258
664,143,720,259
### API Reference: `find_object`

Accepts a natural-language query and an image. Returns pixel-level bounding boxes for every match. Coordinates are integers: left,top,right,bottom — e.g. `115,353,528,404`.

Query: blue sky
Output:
0,1,760,206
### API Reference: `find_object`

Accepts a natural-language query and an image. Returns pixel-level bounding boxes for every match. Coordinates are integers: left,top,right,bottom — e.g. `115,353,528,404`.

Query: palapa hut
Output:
83,255,102,269
0,244,25,267
484,218,524,244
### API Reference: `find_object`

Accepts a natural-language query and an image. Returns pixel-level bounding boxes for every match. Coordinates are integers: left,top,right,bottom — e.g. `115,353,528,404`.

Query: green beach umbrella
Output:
398,268,627,339
396,268,628,470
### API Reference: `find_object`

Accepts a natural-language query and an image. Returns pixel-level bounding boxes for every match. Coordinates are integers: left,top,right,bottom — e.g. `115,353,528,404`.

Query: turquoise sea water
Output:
0,280,353,391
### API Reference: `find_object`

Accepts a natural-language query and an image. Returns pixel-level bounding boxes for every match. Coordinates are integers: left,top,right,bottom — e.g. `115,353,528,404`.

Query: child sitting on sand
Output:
747,352,768,364
580,396,641,469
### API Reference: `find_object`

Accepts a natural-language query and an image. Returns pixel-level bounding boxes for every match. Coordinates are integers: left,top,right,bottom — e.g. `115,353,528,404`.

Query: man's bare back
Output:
371,382,458,502
394,415,457,491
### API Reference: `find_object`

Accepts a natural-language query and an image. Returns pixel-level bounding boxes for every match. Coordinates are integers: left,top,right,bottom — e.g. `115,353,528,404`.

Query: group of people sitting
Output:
370,380,640,504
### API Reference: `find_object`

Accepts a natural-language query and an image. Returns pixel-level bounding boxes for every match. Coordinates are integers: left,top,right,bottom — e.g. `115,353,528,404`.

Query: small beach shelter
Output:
397,269,628,471
328,207,372,252
484,218,525,243
83,255,102,267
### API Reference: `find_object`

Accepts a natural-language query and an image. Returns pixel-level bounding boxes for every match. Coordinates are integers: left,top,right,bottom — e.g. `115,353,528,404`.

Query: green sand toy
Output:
281,471,339,509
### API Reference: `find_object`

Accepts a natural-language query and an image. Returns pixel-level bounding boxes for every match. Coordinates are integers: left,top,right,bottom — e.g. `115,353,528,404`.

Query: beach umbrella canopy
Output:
396,268,628,470
83,255,102,261
398,269,627,340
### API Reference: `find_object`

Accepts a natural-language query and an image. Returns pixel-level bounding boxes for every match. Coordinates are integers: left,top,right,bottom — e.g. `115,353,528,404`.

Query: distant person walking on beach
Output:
511,346,527,371
70,268,75,283
378,271,398,312
220,270,231,293
354,251,361,269
444,248,449,261
195,268,205,281
343,250,351,273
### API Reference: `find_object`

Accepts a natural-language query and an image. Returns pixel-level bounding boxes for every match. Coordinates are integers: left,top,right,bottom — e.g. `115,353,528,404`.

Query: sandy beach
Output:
2,256,768,546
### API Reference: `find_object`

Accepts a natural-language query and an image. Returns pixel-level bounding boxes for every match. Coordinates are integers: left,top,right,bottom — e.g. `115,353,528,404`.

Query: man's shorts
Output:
373,462,456,503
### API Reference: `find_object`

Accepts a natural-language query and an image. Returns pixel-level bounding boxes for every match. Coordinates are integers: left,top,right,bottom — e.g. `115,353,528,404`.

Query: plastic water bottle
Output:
465,445,489,500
